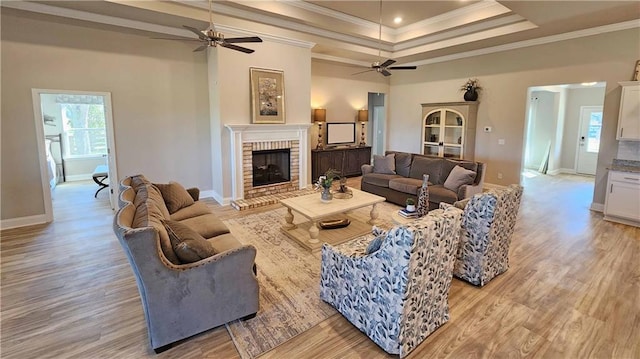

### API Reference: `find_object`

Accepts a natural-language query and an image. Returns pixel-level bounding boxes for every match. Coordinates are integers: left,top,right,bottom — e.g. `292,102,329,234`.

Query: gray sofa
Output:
361,151,485,210
113,174,259,352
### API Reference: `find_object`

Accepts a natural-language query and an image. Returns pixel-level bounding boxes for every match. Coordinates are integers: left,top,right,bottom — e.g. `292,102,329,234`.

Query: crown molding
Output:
312,19,640,69
177,0,390,49
2,1,189,37
402,19,640,67
2,0,314,49
393,22,537,59
394,0,512,37
394,14,530,51
286,0,382,32
311,53,372,68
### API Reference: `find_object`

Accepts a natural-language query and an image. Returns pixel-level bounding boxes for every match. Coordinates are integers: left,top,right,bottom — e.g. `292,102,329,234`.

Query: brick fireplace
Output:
225,124,310,203
243,141,298,199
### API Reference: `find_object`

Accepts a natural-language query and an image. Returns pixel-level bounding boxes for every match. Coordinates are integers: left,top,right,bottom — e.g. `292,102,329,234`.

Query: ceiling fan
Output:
353,0,416,77
154,0,262,53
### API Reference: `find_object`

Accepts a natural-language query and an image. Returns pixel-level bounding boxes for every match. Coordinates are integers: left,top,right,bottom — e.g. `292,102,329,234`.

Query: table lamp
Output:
314,108,326,149
358,109,368,146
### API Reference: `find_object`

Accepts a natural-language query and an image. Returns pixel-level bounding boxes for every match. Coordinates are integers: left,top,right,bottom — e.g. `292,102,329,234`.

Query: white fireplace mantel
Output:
225,124,311,200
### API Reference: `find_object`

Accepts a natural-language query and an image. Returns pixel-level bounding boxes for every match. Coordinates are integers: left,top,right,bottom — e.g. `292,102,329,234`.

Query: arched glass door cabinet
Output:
421,101,478,160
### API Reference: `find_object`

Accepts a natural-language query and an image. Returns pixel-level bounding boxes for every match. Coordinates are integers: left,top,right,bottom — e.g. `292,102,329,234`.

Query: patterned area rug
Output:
223,202,398,358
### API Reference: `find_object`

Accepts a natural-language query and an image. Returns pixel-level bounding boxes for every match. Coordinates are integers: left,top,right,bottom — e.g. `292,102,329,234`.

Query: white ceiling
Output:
4,1,640,68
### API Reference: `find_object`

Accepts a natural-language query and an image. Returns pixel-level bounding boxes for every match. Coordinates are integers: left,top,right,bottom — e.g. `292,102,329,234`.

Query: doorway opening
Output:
368,92,386,158
522,82,605,206
32,89,118,222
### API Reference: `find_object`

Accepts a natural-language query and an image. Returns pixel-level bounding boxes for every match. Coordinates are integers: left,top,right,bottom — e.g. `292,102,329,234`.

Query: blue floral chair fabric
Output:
446,184,523,286
319,206,462,357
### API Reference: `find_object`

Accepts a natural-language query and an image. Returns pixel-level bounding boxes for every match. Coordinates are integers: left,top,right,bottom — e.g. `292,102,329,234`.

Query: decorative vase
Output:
406,204,416,212
463,89,478,101
321,187,333,202
416,174,430,217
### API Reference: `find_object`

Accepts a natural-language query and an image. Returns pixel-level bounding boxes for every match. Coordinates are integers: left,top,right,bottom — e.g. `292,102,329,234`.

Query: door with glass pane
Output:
576,106,602,175
422,108,465,159
423,110,441,156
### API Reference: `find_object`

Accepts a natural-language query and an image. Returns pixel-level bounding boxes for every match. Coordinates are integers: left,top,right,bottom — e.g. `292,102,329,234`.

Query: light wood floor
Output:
1,175,638,358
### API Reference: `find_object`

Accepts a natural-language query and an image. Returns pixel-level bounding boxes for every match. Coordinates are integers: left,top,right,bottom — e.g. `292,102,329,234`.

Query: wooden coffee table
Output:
280,188,386,252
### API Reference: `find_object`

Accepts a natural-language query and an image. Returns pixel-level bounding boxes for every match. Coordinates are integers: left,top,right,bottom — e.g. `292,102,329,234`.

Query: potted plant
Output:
315,168,341,202
461,78,482,101
405,198,416,212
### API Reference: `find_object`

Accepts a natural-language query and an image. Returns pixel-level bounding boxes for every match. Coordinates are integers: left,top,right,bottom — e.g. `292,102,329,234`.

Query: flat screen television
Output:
326,122,356,146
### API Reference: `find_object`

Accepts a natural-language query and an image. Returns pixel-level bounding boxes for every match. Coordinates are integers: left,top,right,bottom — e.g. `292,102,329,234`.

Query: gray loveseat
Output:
361,151,485,210
113,174,259,352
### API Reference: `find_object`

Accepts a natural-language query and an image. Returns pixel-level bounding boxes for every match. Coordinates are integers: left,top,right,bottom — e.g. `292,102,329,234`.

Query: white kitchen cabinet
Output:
421,102,478,160
604,170,640,227
616,81,640,141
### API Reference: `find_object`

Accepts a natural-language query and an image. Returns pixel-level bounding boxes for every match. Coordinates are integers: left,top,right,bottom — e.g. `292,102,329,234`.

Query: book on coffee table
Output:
398,209,418,218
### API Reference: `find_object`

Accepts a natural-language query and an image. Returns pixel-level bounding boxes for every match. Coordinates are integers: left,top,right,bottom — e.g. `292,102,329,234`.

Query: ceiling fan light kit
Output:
154,0,262,54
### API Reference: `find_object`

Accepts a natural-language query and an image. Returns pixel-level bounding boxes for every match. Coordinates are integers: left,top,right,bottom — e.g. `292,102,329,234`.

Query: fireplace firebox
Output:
252,149,290,187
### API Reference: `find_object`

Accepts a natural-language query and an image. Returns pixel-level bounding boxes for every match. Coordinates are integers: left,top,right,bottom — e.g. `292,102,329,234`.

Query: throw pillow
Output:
373,154,396,174
443,165,477,192
155,181,195,214
163,220,216,263
366,236,385,254
393,152,413,177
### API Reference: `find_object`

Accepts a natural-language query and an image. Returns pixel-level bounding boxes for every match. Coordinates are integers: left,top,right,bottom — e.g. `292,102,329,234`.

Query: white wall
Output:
1,9,210,220
387,28,639,206
210,40,313,202
310,61,390,149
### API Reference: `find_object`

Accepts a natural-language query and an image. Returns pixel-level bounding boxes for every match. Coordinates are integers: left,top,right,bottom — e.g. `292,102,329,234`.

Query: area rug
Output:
223,202,398,358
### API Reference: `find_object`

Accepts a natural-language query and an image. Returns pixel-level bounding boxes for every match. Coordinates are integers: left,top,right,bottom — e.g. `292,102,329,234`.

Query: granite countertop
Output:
609,159,640,173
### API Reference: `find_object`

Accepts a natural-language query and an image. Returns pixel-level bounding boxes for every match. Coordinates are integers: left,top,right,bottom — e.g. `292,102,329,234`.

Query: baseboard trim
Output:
603,214,640,227
1,214,51,230
548,168,578,175
200,190,231,206
590,202,604,212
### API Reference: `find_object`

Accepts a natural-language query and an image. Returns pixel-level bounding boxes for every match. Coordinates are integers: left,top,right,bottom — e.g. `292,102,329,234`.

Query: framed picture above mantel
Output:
250,67,285,124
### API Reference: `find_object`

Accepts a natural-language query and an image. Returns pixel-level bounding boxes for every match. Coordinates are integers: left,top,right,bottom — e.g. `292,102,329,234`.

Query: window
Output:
586,112,602,153
61,103,107,157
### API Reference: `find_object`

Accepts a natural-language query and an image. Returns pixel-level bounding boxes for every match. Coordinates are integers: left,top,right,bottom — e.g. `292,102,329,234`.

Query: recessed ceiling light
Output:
393,17,402,24
581,82,597,86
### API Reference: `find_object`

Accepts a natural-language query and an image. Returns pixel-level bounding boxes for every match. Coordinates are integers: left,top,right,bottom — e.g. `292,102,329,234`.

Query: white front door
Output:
576,106,602,175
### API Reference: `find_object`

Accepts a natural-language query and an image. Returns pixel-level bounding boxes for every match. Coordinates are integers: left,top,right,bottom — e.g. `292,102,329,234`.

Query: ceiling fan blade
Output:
193,45,209,52
381,69,392,77
183,25,208,41
388,66,417,70
352,69,374,76
224,36,263,43
380,59,396,68
220,42,255,54
152,37,202,42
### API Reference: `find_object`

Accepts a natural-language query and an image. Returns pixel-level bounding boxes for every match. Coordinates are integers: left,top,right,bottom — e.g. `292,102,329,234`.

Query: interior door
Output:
576,106,602,175
372,105,385,157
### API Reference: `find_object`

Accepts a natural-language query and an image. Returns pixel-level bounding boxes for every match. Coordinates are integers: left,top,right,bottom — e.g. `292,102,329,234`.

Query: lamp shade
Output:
358,109,369,122
313,108,326,123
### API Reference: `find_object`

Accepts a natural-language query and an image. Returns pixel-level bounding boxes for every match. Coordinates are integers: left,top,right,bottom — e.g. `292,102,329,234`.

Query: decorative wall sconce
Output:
313,108,326,149
358,109,368,146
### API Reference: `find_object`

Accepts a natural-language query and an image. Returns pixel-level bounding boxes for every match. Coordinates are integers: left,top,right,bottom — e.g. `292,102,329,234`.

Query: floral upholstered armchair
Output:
445,184,523,286
319,206,462,357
